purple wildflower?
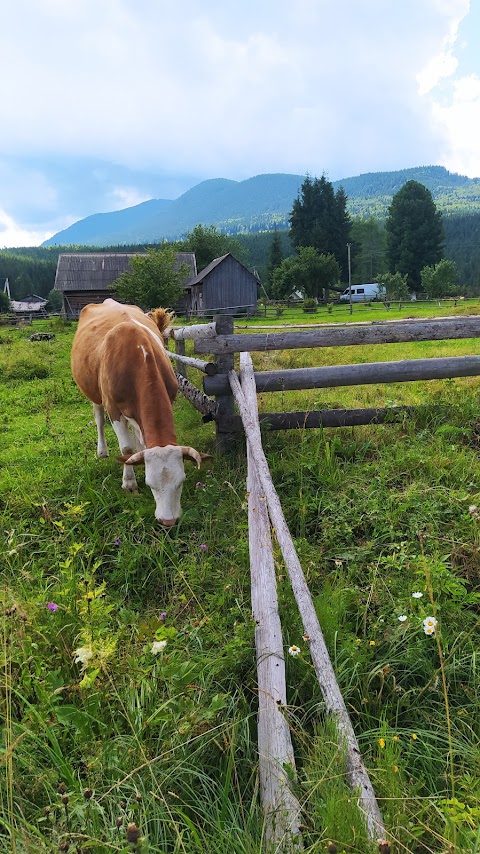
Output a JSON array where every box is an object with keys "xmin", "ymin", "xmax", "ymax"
[
  {"xmin": 160, "ymin": 612, "xmax": 167, "ymax": 621},
  {"xmin": 195, "ymin": 481, "xmax": 205, "ymax": 489},
  {"xmin": 113, "ymin": 538, "xmax": 122, "ymax": 547},
  {"xmin": 47, "ymin": 602, "xmax": 59, "ymax": 612},
  {"xmin": 200, "ymin": 544, "xmax": 208, "ymax": 552}
]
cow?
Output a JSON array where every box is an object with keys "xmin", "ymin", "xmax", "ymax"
[{"xmin": 71, "ymin": 298, "xmax": 209, "ymax": 526}]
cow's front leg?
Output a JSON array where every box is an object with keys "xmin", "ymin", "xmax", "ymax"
[
  {"xmin": 93, "ymin": 403, "xmax": 108, "ymax": 458},
  {"xmin": 111, "ymin": 416, "xmax": 139, "ymax": 493}
]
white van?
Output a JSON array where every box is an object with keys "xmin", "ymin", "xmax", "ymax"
[{"xmin": 339, "ymin": 283, "xmax": 385, "ymax": 302}]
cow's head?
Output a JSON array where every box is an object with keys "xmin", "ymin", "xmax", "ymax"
[{"xmin": 120, "ymin": 445, "xmax": 210, "ymax": 525}]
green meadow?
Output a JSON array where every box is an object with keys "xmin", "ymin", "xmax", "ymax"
[{"xmin": 1, "ymin": 306, "xmax": 480, "ymax": 853}]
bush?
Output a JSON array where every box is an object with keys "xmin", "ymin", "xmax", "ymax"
[{"xmin": 303, "ymin": 297, "xmax": 317, "ymax": 313}]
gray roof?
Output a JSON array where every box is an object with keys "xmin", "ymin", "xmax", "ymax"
[
  {"xmin": 13, "ymin": 293, "xmax": 48, "ymax": 303},
  {"xmin": 54, "ymin": 252, "xmax": 197, "ymax": 292},
  {"xmin": 185, "ymin": 253, "xmax": 259, "ymax": 289}
]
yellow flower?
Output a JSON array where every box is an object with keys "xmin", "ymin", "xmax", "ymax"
[
  {"xmin": 393, "ymin": 735, "xmax": 399, "ymax": 742},
  {"xmin": 369, "ymin": 640, "xmax": 376, "ymax": 646},
  {"xmin": 411, "ymin": 733, "xmax": 418, "ymax": 740},
  {"xmin": 393, "ymin": 765, "xmax": 399, "ymax": 773},
  {"xmin": 378, "ymin": 738, "xmax": 386, "ymax": 749}
]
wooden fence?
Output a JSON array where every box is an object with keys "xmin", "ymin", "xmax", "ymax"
[
  {"xmin": 167, "ymin": 314, "xmax": 480, "ymax": 449},
  {"xmin": 165, "ymin": 313, "xmax": 480, "ymax": 849},
  {"xmin": 166, "ymin": 318, "xmax": 407, "ymax": 848}
]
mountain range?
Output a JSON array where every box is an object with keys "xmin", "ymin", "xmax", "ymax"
[{"xmin": 43, "ymin": 166, "xmax": 480, "ymax": 248}]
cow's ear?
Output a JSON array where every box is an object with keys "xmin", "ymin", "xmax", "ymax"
[
  {"xmin": 117, "ymin": 451, "xmax": 145, "ymax": 465},
  {"xmin": 181, "ymin": 447, "xmax": 212, "ymax": 469}
]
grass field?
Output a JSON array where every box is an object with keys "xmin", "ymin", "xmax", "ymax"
[{"xmin": 1, "ymin": 308, "xmax": 480, "ymax": 853}]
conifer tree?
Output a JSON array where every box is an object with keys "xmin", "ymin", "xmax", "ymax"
[
  {"xmin": 289, "ymin": 175, "xmax": 352, "ymax": 279},
  {"xmin": 385, "ymin": 180, "xmax": 444, "ymax": 290},
  {"xmin": 266, "ymin": 227, "xmax": 284, "ymax": 294}
]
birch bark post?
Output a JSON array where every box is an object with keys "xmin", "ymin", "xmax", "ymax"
[
  {"xmin": 230, "ymin": 353, "xmax": 386, "ymax": 844},
  {"xmin": 245, "ymin": 387, "xmax": 303, "ymax": 851}
]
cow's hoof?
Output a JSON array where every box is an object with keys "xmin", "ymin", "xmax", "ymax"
[
  {"xmin": 97, "ymin": 451, "xmax": 109, "ymax": 458},
  {"xmin": 122, "ymin": 485, "xmax": 139, "ymax": 494}
]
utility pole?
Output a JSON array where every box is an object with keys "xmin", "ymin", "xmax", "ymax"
[{"xmin": 347, "ymin": 244, "xmax": 352, "ymax": 315}]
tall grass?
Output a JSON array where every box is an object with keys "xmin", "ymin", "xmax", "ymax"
[{"xmin": 1, "ymin": 315, "xmax": 480, "ymax": 852}]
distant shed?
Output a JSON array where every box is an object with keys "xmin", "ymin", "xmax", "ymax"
[
  {"xmin": 54, "ymin": 252, "xmax": 197, "ymax": 318},
  {"xmin": 184, "ymin": 253, "xmax": 259, "ymax": 317},
  {"xmin": 11, "ymin": 294, "xmax": 48, "ymax": 314}
]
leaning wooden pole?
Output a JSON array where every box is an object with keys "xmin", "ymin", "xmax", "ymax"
[
  {"xmin": 246, "ymin": 407, "xmax": 303, "ymax": 851},
  {"xmin": 175, "ymin": 373, "xmax": 219, "ymax": 420},
  {"xmin": 230, "ymin": 355, "xmax": 386, "ymax": 844}
]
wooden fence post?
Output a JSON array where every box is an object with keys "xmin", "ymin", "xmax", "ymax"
[
  {"xmin": 229, "ymin": 358, "xmax": 386, "ymax": 844},
  {"xmin": 213, "ymin": 314, "xmax": 236, "ymax": 452}
]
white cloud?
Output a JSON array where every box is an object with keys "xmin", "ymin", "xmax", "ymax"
[
  {"xmin": 0, "ymin": 0, "xmax": 478, "ymax": 245},
  {"xmin": 431, "ymin": 74, "xmax": 480, "ymax": 176},
  {"xmin": 0, "ymin": 209, "xmax": 54, "ymax": 248},
  {"xmin": 108, "ymin": 187, "xmax": 152, "ymax": 210}
]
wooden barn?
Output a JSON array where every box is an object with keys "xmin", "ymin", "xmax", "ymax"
[
  {"xmin": 54, "ymin": 252, "xmax": 197, "ymax": 318},
  {"xmin": 184, "ymin": 254, "xmax": 259, "ymax": 317}
]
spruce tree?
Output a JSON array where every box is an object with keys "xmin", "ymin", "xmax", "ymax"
[
  {"xmin": 289, "ymin": 174, "xmax": 352, "ymax": 279},
  {"xmin": 385, "ymin": 180, "xmax": 444, "ymax": 290}
]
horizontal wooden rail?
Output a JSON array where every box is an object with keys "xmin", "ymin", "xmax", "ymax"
[
  {"xmin": 221, "ymin": 406, "xmax": 413, "ymax": 432},
  {"xmin": 165, "ymin": 349, "xmax": 217, "ymax": 376},
  {"xmin": 195, "ymin": 315, "xmax": 480, "ymax": 354},
  {"xmin": 204, "ymin": 355, "xmax": 480, "ymax": 395},
  {"xmin": 167, "ymin": 321, "xmax": 217, "ymax": 341}
]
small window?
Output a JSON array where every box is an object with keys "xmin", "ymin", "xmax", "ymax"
[{"xmin": 357, "ymin": 288, "xmax": 364, "ymax": 294}]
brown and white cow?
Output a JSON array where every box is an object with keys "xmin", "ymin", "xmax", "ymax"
[{"xmin": 71, "ymin": 298, "xmax": 208, "ymax": 525}]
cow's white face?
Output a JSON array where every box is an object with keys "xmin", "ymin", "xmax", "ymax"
[
  {"xmin": 143, "ymin": 446, "xmax": 186, "ymax": 525},
  {"xmin": 121, "ymin": 445, "xmax": 207, "ymax": 525}
]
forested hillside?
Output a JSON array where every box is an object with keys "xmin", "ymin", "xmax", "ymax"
[{"xmin": 41, "ymin": 166, "xmax": 480, "ymax": 248}]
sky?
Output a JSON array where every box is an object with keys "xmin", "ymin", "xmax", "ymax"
[{"xmin": 0, "ymin": 0, "xmax": 479, "ymax": 248}]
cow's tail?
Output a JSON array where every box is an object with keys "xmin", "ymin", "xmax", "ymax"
[{"xmin": 148, "ymin": 308, "xmax": 176, "ymax": 335}]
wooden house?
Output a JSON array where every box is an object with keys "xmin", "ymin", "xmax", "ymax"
[
  {"xmin": 184, "ymin": 254, "xmax": 259, "ymax": 317},
  {"xmin": 54, "ymin": 252, "xmax": 197, "ymax": 318}
]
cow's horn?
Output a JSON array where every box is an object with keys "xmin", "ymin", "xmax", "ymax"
[
  {"xmin": 181, "ymin": 447, "xmax": 209, "ymax": 469},
  {"xmin": 122, "ymin": 451, "xmax": 145, "ymax": 465}
]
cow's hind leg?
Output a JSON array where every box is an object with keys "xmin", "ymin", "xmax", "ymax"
[
  {"xmin": 111, "ymin": 415, "xmax": 139, "ymax": 493},
  {"xmin": 93, "ymin": 403, "xmax": 109, "ymax": 458}
]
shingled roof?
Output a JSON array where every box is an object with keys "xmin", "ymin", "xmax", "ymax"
[
  {"xmin": 54, "ymin": 252, "xmax": 197, "ymax": 292},
  {"xmin": 184, "ymin": 253, "xmax": 259, "ymax": 289}
]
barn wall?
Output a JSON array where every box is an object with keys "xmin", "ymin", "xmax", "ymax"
[
  {"xmin": 203, "ymin": 256, "xmax": 257, "ymax": 313},
  {"xmin": 62, "ymin": 290, "xmax": 110, "ymax": 318}
]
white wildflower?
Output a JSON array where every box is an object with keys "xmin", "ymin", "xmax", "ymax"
[
  {"xmin": 423, "ymin": 616, "xmax": 438, "ymax": 635},
  {"xmin": 334, "ymin": 559, "xmax": 343, "ymax": 568},
  {"xmin": 74, "ymin": 646, "xmax": 94, "ymax": 666},
  {"xmin": 412, "ymin": 591, "xmax": 423, "ymax": 599},
  {"xmin": 151, "ymin": 640, "xmax": 167, "ymax": 655},
  {"xmin": 288, "ymin": 645, "xmax": 301, "ymax": 657},
  {"xmin": 398, "ymin": 615, "xmax": 408, "ymax": 622}
]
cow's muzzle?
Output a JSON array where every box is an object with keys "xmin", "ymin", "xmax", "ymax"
[{"xmin": 158, "ymin": 517, "xmax": 177, "ymax": 527}]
